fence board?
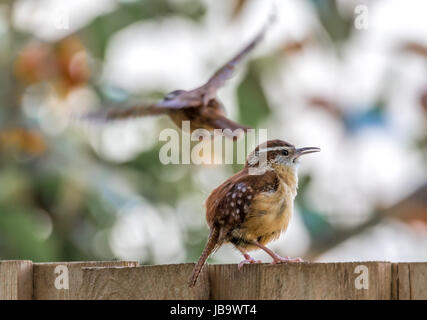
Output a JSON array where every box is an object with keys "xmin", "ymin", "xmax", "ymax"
[
  {"xmin": 78, "ymin": 263, "xmax": 209, "ymax": 300},
  {"xmin": 392, "ymin": 263, "xmax": 427, "ymax": 300},
  {"xmin": 33, "ymin": 261, "xmax": 138, "ymax": 300},
  {"xmin": 0, "ymin": 260, "xmax": 33, "ymax": 300},
  {"xmin": 3, "ymin": 260, "xmax": 427, "ymax": 300},
  {"xmin": 209, "ymin": 262, "xmax": 392, "ymax": 299}
]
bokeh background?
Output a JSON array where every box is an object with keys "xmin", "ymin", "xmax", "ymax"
[{"xmin": 0, "ymin": 0, "xmax": 426, "ymax": 265}]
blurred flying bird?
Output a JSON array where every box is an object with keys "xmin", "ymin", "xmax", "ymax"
[{"xmin": 81, "ymin": 16, "xmax": 275, "ymax": 139}]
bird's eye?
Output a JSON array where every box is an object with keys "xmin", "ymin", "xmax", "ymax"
[
  {"xmin": 164, "ymin": 90, "xmax": 183, "ymax": 100},
  {"xmin": 164, "ymin": 92, "xmax": 176, "ymax": 100},
  {"xmin": 281, "ymin": 150, "xmax": 289, "ymax": 156}
]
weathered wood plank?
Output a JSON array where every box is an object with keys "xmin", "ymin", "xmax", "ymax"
[
  {"xmin": 4, "ymin": 260, "xmax": 426, "ymax": 300},
  {"xmin": 79, "ymin": 263, "xmax": 209, "ymax": 300},
  {"xmin": 209, "ymin": 262, "xmax": 392, "ymax": 300},
  {"xmin": 392, "ymin": 263, "xmax": 427, "ymax": 300},
  {"xmin": 33, "ymin": 261, "xmax": 138, "ymax": 300},
  {"xmin": 0, "ymin": 260, "xmax": 33, "ymax": 300}
]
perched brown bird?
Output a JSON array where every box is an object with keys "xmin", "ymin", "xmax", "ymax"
[
  {"xmin": 82, "ymin": 18, "xmax": 274, "ymax": 139},
  {"xmin": 189, "ymin": 139, "xmax": 320, "ymax": 287}
]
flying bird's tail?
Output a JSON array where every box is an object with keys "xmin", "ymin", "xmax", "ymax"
[
  {"xmin": 210, "ymin": 115, "xmax": 252, "ymax": 140},
  {"xmin": 188, "ymin": 227, "xmax": 219, "ymax": 288}
]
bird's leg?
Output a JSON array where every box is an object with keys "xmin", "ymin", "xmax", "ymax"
[
  {"xmin": 252, "ymin": 241, "xmax": 303, "ymax": 264},
  {"xmin": 236, "ymin": 247, "xmax": 262, "ymax": 270}
]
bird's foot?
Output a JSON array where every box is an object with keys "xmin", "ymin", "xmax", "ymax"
[
  {"xmin": 271, "ymin": 256, "xmax": 303, "ymax": 264},
  {"xmin": 238, "ymin": 257, "xmax": 262, "ymax": 271}
]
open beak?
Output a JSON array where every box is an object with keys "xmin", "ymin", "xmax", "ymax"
[{"xmin": 293, "ymin": 147, "xmax": 320, "ymax": 161}]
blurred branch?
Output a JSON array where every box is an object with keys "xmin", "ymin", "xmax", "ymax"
[
  {"xmin": 306, "ymin": 183, "xmax": 427, "ymax": 260},
  {"xmin": 400, "ymin": 41, "xmax": 427, "ymax": 59}
]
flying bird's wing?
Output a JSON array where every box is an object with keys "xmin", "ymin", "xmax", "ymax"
[
  {"xmin": 200, "ymin": 15, "xmax": 274, "ymax": 104},
  {"xmin": 78, "ymin": 90, "xmax": 207, "ymax": 123},
  {"xmin": 78, "ymin": 102, "xmax": 173, "ymax": 123}
]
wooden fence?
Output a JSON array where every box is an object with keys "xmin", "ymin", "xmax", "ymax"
[{"xmin": 0, "ymin": 260, "xmax": 426, "ymax": 299}]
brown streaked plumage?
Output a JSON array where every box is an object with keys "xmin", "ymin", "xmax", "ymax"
[
  {"xmin": 189, "ymin": 140, "xmax": 320, "ymax": 287},
  {"xmin": 81, "ymin": 16, "xmax": 274, "ymax": 139}
]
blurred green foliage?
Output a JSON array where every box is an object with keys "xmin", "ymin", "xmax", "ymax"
[
  {"xmin": 2, "ymin": 0, "xmax": 424, "ymax": 265},
  {"xmin": 0, "ymin": 0, "xmax": 360, "ymax": 263}
]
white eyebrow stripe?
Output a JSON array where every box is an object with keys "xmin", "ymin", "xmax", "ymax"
[{"xmin": 257, "ymin": 146, "xmax": 288, "ymax": 153}]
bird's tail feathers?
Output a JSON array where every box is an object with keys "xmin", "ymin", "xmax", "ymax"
[{"xmin": 188, "ymin": 228, "xmax": 220, "ymax": 288}]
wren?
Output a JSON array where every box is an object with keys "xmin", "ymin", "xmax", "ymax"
[
  {"xmin": 189, "ymin": 139, "xmax": 320, "ymax": 287},
  {"xmin": 81, "ymin": 16, "xmax": 275, "ymax": 139}
]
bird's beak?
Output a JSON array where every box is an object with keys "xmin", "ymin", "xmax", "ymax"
[{"xmin": 293, "ymin": 147, "xmax": 320, "ymax": 161}]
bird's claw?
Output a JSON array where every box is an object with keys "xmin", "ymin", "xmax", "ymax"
[
  {"xmin": 238, "ymin": 257, "xmax": 262, "ymax": 271},
  {"xmin": 271, "ymin": 256, "xmax": 303, "ymax": 264}
]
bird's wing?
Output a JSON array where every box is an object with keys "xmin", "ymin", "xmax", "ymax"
[
  {"xmin": 206, "ymin": 169, "xmax": 279, "ymax": 228},
  {"xmin": 78, "ymin": 102, "xmax": 172, "ymax": 123},
  {"xmin": 199, "ymin": 15, "xmax": 274, "ymax": 102},
  {"xmin": 78, "ymin": 89, "xmax": 208, "ymax": 123}
]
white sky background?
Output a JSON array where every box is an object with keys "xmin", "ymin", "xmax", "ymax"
[
  {"xmin": 13, "ymin": 0, "xmax": 118, "ymax": 40},
  {"xmin": 12, "ymin": 0, "xmax": 427, "ymax": 263}
]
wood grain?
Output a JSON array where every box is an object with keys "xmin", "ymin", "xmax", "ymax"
[
  {"xmin": 2, "ymin": 260, "xmax": 426, "ymax": 300},
  {"xmin": 33, "ymin": 261, "xmax": 138, "ymax": 300},
  {"xmin": 392, "ymin": 263, "xmax": 427, "ymax": 300},
  {"xmin": 78, "ymin": 263, "xmax": 209, "ymax": 300},
  {"xmin": 209, "ymin": 262, "xmax": 392, "ymax": 300},
  {"xmin": 0, "ymin": 260, "xmax": 33, "ymax": 300}
]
